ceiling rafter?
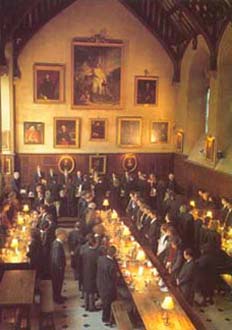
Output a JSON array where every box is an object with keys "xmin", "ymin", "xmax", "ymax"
[{"xmin": 1, "ymin": 0, "xmax": 232, "ymax": 80}]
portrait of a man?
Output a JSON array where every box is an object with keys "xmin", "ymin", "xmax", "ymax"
[
  {"xmin": 135, "ymin": 76, "xmax": 158, "ymax": 105},
  {"xmin": 58, "ymin": 156, "xmax": 75, "ymax": 174},
  {"xmin": 122, "ymin": 154, "xmax": 137, "ymax": 172},
  {"xmin": 54, "ymin": 118, "xmax": 80, "ymax": 148},
  {"xmin": 151, "ymin": 122, "xmax": 169, "ymax": 144},
  {"xmin": 24, "ymin": 122, "xmax": 44, "ymax": 144},
  {"xmin": 72, "ymin": 41, "xmax": 123, "ymax": 109},
  {"xmin": 90, "ymin": 119, "xmax": 106, "ymax": 140},
  {"xmin": 34, "ymin": 64, "xmax": 65, "ymax": 103}
]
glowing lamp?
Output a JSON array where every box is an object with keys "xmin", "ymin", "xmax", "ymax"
[
  {"xmin": 111, "ymin": 210, "xmax": 118, "ymax": 220},
  {"xmin": 190, "ymin": 200, "xmax": 196, "ymax": 208},
  {"xmin": 17, "ymin": 215, "xmax": 24, "ymax": 225},
  {"xmin": 206, "ymin": 210, "xmax": 213, "ymax": 218},
  {"xmin": 161, "ymin": 296, "xmax": 174, "ymax": 326},
  {"xmin": 23, "ymin": 204, "xmax": 30, "ymax": 212},
  {"xmin": 11, "ymin": 238, "xmax": 19, "ymax": 249},
  {"xmin": 136, "ymin": 249, "xmax": 145, "ymax": 262},
  {"xmin": 102, "ymin": 199, "xmax": 109, "ymax": 207},
  {"xmin": 122, "ymin": 226, "xmax": 130, "ymax": 237},
  {"xmin": 138, "ymin": 266, "xmax": 144, "ymax": 276},
  {"xmin": 147, "ymin": 261, "xmax": 152, "ymax": 268}
]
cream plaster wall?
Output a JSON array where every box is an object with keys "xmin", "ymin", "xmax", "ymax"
[
  {"xmin": 176, "ymin": 36, "xmax": 210, "ymax": 156},
  {"xmin": 15, "ymin": 0, "xmax": 176, "ymax": 154}
]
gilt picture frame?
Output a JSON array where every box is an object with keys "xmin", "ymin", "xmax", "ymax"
[
  {"xmin": 72, "ymin": 39, "xmax": 124, "ymax": 109},
  {"xmin": 89, "ymin": 155, "xmax": 107, "ymax": 174},
  {"xmin": 89, "ymin": 118, "xmax": 107, "ymax": 141},
  {"xmin": 34, "ymin": 63, "xmax": 65, "ymax": 103},
  {"xmin": 150, "ymin": 121, "xmax": 169, "ymax": 144},
  {"xmin": 117, "ymin": 117, "xmax": 142, "ymax": 148},
  {"xmin": 135, "ymin": 76, "xmax": 158, "ymax": 106},
  {"xmin": 54, "ymin": 117, "xmax": 80, "ymax": 148},
  {"xmin": 24, "ymin": 122, "xmax": 45, "ymax": 145}
]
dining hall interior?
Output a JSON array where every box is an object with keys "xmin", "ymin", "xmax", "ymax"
[{"xmin": 1, "ymin": 0, "xmax": 232, "ymax": 329}]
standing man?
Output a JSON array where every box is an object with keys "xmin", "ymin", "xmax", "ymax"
[
  {"xmin": 97, "ymin": 245, "xmax": 117, "ymax": 324},
  {"xmin": 50, "ymin": 229, "xmax": 67, "ymax": 304},
  {"xmin": 176, "ymin": 248, "xmax": 195, "ymax": 305}
]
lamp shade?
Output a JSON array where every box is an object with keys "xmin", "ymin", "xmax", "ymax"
[
  {"xmin": 161, "ymin": 296, "xmax": 174, "ymax": 311},
  {"xmin": 102, "ymin": 199, "xmax": 109, "ymax": 207},
  {"xmin": 189, "ymin": 200, "xmax": 196, "ymax": 208},
  {"xmin": 23, "ymin": 204, "xmax": 30, "ymax": 212},
  {"xmin": 206, "ymin": 210, "xmax": 213, "ymax": 218},
  {"xmin": 136, "ymin": 249, "xmax": 145, "ymax": 261}
]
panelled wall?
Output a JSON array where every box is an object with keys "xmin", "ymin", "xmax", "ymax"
[
  {"xmin": 174, "ymin": 154, "xmax": 232, "ymax": 199},
  {"xmin": 17, "ymin": 153, "xmax": 174, "ymax": 186}
]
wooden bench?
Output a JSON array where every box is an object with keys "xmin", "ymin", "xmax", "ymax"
[{"xmin": 111, "ymin": 300, "xmax": 133, "ymax": 330}]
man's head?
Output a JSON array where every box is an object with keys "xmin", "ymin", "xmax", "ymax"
[
  {"xmin": 183, "ymin": 248, "xmax": 194, "ymax": 261},
  {"xmin": 55, "ymin": 228, "xmax": 67, "ymax": 242},
  {"xmin": 107, "ymin": 245, "xmax": 117, "ymax": 258}
]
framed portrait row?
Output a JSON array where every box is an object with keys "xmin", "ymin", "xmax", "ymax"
[
  {"xmin": 33, "ymin": 39, "xmax": 158, "ymax": 108},
  {"xmin": 23, "ymin": 118, "xmax": 171, "ymax": 148}
]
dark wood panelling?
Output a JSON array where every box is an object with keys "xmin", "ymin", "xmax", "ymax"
[
  {"xmin": 174, "ymin": 154, "xmax": 232, "ymax": 198},
  {"xmin": 16, "ymin": 153, "xmax": 174, "ymax": 186}
]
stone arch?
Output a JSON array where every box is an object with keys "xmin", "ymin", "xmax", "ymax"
[
  {"xmin": 217, "ymin": 23, "xmax": 232, "ymax": 152},
  {"xmin": 179, "ymin": 36, "xmax": 210, "ymax": 154}
]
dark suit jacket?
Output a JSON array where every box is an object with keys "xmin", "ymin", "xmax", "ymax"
[
  {"xmin": 97, "ymin": 255, "xmax": 117, "ymax": 298},
  {"xmin": 50, "ymin": 240, "xmax": 66, "ymax": 271},
  {"xmin": 82, "ymin": 246, "xmax": 99, "ymax": 293},
  {"xmin": 177, "ymin": 259, "xmax": 195, "ymax": 303}
]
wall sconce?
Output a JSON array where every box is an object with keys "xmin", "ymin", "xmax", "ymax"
[{"xmin": 161, "ymin": 296, "xmax": 174, "ymax": 326}]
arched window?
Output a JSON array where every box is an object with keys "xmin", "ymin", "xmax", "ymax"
[{"xmin": 205, "ymin": 87, "xmax": 210, "ymax": 134}]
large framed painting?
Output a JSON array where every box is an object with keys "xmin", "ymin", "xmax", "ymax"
[
  {"xmin": 54, "ymin": 117, "xmax": 80, "ymax": 148},
  {"xmin": 34, "ymin": 63, "xmax": 65, "ymax": 103},
  {"xmin": 117, "ymin": 117, "xmax": 142, "ymax": 147},
  {"xmin": 150, "ymin": 121, "xmax": 169, "ymax": 144},
  {"xmin": 205, "ymin": 136, "xmax": 215, "ymax": 162},
  {"xmin": 89, "ymin": 155, "xmax": 107, "ymax": 174},
  {"xmin": 89, "ymin": 118, "xmax": 107, "ymax": 141},
  {"xmin": 24, "ymin": 122, "xmax": 44, "ymax": 144},
  {"xmin": 135, "ymin": 76, "xmax": 158, "ymax": 106},
  {"xmin": 72, "ymin": 39, "xmax": 124, "ymax": 109}
]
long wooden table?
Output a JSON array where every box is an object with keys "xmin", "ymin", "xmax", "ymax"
[
  {"xmin": 0, "ymin": 270, "xmax": 36, "ymax": 330},
  {"xmin": 101, "ymin": 211, "xmax": 207, "ymax": 330}
]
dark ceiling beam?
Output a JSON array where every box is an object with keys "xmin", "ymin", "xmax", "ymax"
[{"xmin": 119, "ymin": 0, "xmax": 186, "ymax": 81}]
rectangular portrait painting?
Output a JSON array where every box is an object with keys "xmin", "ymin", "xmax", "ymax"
[
  {"xmin": 151, "ymin": 121, "xmax": 169, "ymax": 144},
  {"xmin": 89, "ymin": 155, "xmax": 107, "ymax": 174},
  {"xmin": 54, "ymin": 118, "xmax": 80, "ymax": 148},
  {"xmin": 135, "ymin": 76, "xmax": 158, "ymax": 106},
  {"xmin": 34, "ymin": 63, "xmax": 65, "ymax": 103},
  {"xmin": 89, "ymin": 118, "xmax": 107, "ymax": 141},
  {"xmin": 72, "ymin": 40, "xmax": 124, "ymax": 109},
  {"xmin": 24, "ymin": 122, "xmax": 44, "ymax": 144},
  {"xmin": 117, "ymin": 117, "xmax": 142, "ymax": 147}
]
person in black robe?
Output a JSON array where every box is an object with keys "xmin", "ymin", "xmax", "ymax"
[
  {"xmin": 176, "ymin": 248, "xmax": 196, "ymax": 305},
  {"xmin": 97, "ymin": 245, "xmax": 117, "ymax": 324},
  {"xmin": 68, "ymin": 222, "xmax": 84, "ymax": 280},
  {"xmin": 50, "ymin": 229, "xmax": 67, "ymax": 304},
  {"xmin": 146, "ymin": 210, "xmax": 161, "ymax": 253},
  {"xmin": 27, "ymin": 228, "xmax": 43, "ymax": 278},
  {"xmin": 81, "ymin": 235, "xmax": 100, "ymax": 311}
]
